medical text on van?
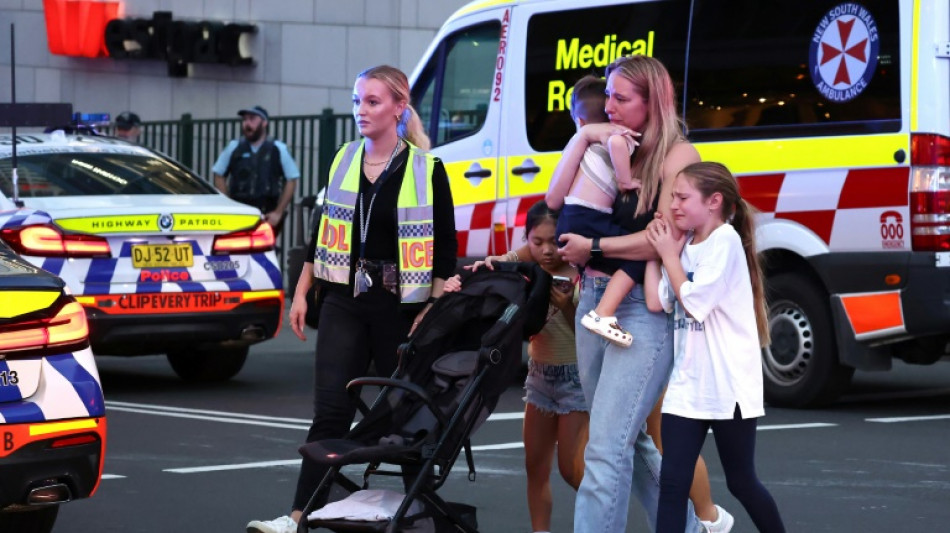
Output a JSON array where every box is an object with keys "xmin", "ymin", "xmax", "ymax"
[{"xmin": 548, "ymin": 32, "xmax": 655, "ymax": 112}]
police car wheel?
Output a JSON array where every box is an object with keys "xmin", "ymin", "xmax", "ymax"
[
  {"xmin": 763, "ymin": 271, "xmax": 854, "ymax": 408},
  {"xmin": 0, "ymin": 505, "xmax": 59, "ymax": 533},
  {"xmin": 166, "ymin": 346, "xmax": 249, "ymax": 382}
]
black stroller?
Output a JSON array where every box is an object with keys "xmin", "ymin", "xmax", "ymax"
[{"xmin": 296, "ymin": 263, "xmax": 550, "ymax": 533}]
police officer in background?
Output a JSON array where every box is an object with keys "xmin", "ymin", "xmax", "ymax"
[
  {"xmin": 213, "ymin": 105, "xmax": 300, "ymax": 235},
  {"xmin": 114, "ymin": 111, "xmax": 142, "ymax": 143}
]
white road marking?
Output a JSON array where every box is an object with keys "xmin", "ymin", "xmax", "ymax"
[
  {"xmin": 106, "ymin": 401, "xmax": 310, "ymax": 424},
  {"xmin": 103, "ymin": 402, "xmax": 843, "ymax": 478},
  {"xmin": 756, "ymin": 422, "xmax": 837, "ymax": 430},
  {"xmin": 866, "ymin": 414, "xmax": 950, "ymax": 423},
  {"xmin": 147, "ymin": 421, "xmax": 837, "ymax": 476},
  {"xmin": 106, "ymin": 405, "xmax": 311, "ymax": 430},
  {"xmin": 165, "ymin": 459, "xmax": 300, "ymax": 474},
  {"xmin": 487, "ymin": 412, "xmax": 524, "ymax": 421}
]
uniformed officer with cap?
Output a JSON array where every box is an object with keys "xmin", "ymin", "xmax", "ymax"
[
  {"xmin": 213, "ymin": 105, "xmax": 300, "ymax": 235},
  {"xmin": 115, "ymin": 111, "xmax": 142, "ymax": 143}
]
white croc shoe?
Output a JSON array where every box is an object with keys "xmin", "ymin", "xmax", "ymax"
[
  {"xmin": 247, "ymin": 515, "xmax": 298, "ymax": 533},
  {"xmin": 581, "ymin": 310, "xmax": 633, "ymax": 347}
]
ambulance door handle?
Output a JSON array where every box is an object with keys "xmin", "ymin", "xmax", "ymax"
[
  {"xmin": 464, "ymin": 168, "xmax": 492, "ymax": 179},
  {"xmin": 512, "ymin": 165, "xmax": 540, "ymax": 175}
]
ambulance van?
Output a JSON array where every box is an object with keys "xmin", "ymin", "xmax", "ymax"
[{"xmin": 408, "ymin": 0, "xmax": 950, "ymax": 407}]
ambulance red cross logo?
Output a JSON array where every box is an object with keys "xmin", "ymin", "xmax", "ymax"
[{"xmin": 809, "ymin": 3, "xmax": 879, "ymax": 103}]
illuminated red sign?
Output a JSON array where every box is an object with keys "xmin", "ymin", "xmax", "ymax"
[
  {"xmin": 43, "ymin": 0, "xmax": 122, "ymax": 59},
  {"xmin": 41, "ymin": 3, "xmax": 256, "ymax": 77}
]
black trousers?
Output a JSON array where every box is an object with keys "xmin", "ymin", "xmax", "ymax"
[
  {"xmin": 292, "ymin": 284, "xmax": 411, "ymax": 511},
  {"xmin": 656, "ymin": 407, "xmax": 786, "ymax": 533}
]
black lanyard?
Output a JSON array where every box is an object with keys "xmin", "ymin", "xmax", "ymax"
[{"xmin": 358, "ymin": 140, "xmax": 402, "ymax": 260}]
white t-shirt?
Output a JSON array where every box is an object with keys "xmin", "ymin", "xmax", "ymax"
[{"xmin": 657, "ymin": 223, "xmax": 765, "ymax": 420}]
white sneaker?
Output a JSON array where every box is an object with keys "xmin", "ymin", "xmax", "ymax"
[
  {"xmin": 700, "ymin": 505, "xmax": 735, "ymax": 533},
  {"xmin": 247, "ymin": 515, "xmax": 298, "ymax": 533}
]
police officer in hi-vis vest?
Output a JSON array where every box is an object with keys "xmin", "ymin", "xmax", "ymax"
[
  {"xmin": 246, "ymin": 66, "xmax": 457, "ymax": 533},
  {"xmin": 213, "ymin": 105, "xmax": 300, "ymax": 236}
]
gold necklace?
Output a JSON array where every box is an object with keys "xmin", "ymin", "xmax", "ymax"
[
  {"xmin": 364, "ymin": 140, "xmax": 402, "ymax": 182},
  {"xmin": 363, "ymin": 139, "xmax": 402, "ymax": 167}
]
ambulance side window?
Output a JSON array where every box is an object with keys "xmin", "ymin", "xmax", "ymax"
[
  {"xmin": 686, "ymin": 0, "xmax": 901, "ymax": 141},
  {"xmin": 412, "ymin": 22, "xmax": 501, "ymax": 148}
]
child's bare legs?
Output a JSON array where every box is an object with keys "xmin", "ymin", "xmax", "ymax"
[
  {"xmin": 524, "ymin": 403, "xmax": 589, "ymax": 532},
  {"xmin": 524, "ymin": 403, "xmax": 557, "ymax": 532},
  {"xmin": 556, "ymin": 410, "xmax": 589, "ymax": 490},
  {"xmin": 646, "ymin": 389, "xmax": 719, "ymax": 523},
  {"xmin": 592, "ymin": 270, "xmax": 634, "ymax": 319},
  {"xmin": 581, "ymin": 270, "xmax": 635, "ymax": 346}
]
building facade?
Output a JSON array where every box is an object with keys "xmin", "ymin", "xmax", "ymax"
[{"xmin": 0, "ymin": 0, "xmax": 470, "ymax": 121}]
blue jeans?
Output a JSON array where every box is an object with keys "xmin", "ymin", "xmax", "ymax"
[{"xmin": 573, "ymin": 275, "xmax": 702, "ymax": 532}]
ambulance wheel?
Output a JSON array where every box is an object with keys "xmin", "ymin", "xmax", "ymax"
[
  {"xmin": 763, "ymin": 272, "xmax": 854, "ymax": 408},
  {"xmin": 0, "ymin": 505, "xmax": 59, "ymax": 533},
  {"xmin": 167, "ymin": 345, "xmax": 248, "ymax": 382}
]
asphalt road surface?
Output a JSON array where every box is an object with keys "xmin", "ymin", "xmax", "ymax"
[{"xmin": 55, "ymin": 318, "xmax": 950, "ymax": 532}]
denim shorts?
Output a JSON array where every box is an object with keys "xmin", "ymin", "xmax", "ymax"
[{"xmin": 523, "ymin": 360, "xmax": 589, "ymax": 415}]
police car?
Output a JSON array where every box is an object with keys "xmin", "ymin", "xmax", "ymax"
[
  {"xmin": 0, "ymin": 238, "xmax": 106, "ymax": 533},
  {"xmin": 0, "ymin": 132, "xmax": 284, "ymax": 381}
]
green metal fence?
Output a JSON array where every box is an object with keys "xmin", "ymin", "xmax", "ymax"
[{"xmin": 114, "ymin": 109, "xmax": 359, "ymax": 279}]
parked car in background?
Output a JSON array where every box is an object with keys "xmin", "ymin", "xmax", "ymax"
[
  {"xmin": 0, "ymin": 238, "xmax": 106, "ymax": 533},
  {"xmin": 0, "ymin": 132, "xmax": 284, "ymax": 381}
]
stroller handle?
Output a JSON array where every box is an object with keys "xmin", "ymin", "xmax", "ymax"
[{"xmin": 347, "ymin": 377, "xmax": 450, "ymax": 430}]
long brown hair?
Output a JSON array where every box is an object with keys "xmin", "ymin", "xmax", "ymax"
[
  {"xmin": 679, "ymin": 162, "xmax": 770, "ymax": 347},
  {"xmin": 358, "ymin": 65, "xmax": 431, "ymax": 150},
  {"xmin": 604, "ymin": 56, "xmax": 686, "ymax": 217}
]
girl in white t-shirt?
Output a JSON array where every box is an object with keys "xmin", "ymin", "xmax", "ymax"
[{"xmin": 644, "ymin": 162, "xmax": 786, "ymax": 533}]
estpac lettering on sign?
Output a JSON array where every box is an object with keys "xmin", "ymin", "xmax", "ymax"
[{"xmin": 104, "ymin": 11, "xmax": 256, "ymax": 77}]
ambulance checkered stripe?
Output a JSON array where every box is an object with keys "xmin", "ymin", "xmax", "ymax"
[
  {"xmin": 454, "ymin": 195, "xmax": 543, "ymax": 258},
  {"xmin": 738, "ymin": 166, "xmax": 910, "ymax": 248},
  {"xmin": 0, "ymin": 349, "xmax": 103, "ymax": 424},
  {"xmin": 455, "ymin": 166, "xmax": 909, "ymax": 258},
  {"xmin": 398, "ymin": 223, "xmax": 433, "ymax": 238}
]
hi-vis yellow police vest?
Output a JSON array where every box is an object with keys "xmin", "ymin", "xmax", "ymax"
[{"xmin": 313, "ymin": 140, "xmax": 436, "ymax": 303}]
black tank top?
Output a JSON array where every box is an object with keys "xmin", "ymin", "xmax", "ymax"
[{"xmin": 583, "ymin": 188, "xmax": 659, "ymax": 283}]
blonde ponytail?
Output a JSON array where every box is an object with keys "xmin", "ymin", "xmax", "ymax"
[
  {"xmin": 401, "ymin": 105, "xmax": 430, "ymax": 151},
  {"xmin": 733, "ymin": 198, "xmax": 770, "ymax": 347}
]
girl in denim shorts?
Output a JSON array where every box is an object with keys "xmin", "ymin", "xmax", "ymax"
[{"xmin": 448, "ymin": 201, "xmax": 587, "ymax": 533}]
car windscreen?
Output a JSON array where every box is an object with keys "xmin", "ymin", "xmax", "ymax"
[{"xmin": 0, "ymin": 152, "xmax": 218, "ymax": 197}]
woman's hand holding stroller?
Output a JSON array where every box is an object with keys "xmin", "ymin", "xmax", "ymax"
[{"xmin": 465, "ymin": 252, "xmax": 509, "ymax": 272}]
